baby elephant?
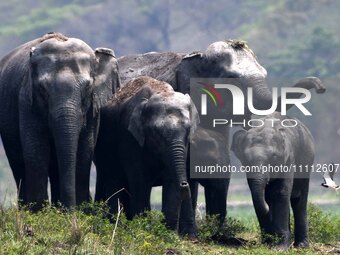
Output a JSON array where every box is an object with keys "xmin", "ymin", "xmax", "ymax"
[
  {"xmin": 95, "ymin": 76, "xmax": 199, "ymax": 234},
  {"xmin": 231, "ymin": 113, "xmax": 314, "ymax": 250}
]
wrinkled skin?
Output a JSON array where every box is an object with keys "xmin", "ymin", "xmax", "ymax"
[
  {"xmin": 0, "ymin": 32, "xmax": 120, "ymax": 209},
  {"xmin": 179, "ymin": 127, "xmax": 230, "ymax": 235},
  {"xmin": 94, "ymin": 76, "xmax": 199, "ymax": 234},
  {"xmin": 231, "ymin": 113, "xmax": 314, "ymax": 250}
]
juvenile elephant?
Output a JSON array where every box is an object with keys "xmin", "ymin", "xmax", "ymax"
[
  {"xmin": 180, "ymin": 127, "xmax": 230, "ymax": 233},
  {"xmin": 231, "ymin": 113, "xmax": 314, "ymax": 250},
  {"xmin": 94, "ymin": 76, "xmax": 199, "ymax": 233},
  {"xmin": 0, "ymin": 32, "xmax": 120, "ymax": 209}
]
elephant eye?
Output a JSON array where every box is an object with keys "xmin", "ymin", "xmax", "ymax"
[{"xmin": 273, "ymin": 154, "xmax": 278, "ymax": 161}]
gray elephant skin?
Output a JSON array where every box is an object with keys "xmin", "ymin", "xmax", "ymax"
[
  {"xmin": 231, "ymin": 113, "xmax": 314, "ymax": 250},
  {"xmin": 118, "ymin": 40, "xmax": 325, "ymax": 120},
  {"xmin": 94, "ymin": 76, "xmax": 199, "ymax": 233},
  {"xmin": 118, "ymin": 39, "xmax": 324, "ymax": 226},
  {"xmin": 0, "ymin": 32, "xmax": 120, "ymax": 209},
  {"xmin": 182, "ymin": 127, "xmax": 230, "ymax": 230}
]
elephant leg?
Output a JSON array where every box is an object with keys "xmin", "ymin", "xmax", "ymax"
[
  {"xmin": 76, "ymin": 133, "xmax": 93, "ymax": 205},
  {"xmin": 109, "ymin": 180, "xmax": 130, "ymax": 217},
  {"xmin": 76, "ymin": 113, "xmax": 99, "ymax": 205},
  {"xmin": 264, "ymin": 185, "xmax": 274, "ymax": 229},
  {"xmin": 94, "ymin": 168, "xmax": 106, "ymax": 202},
  {"xmin": 1, "ymin": 130, "xmax": 26, "ymax": 204},
  {"xmin": 189, "ymin": 181, "xmax": 199, "ymax": 214},
  {"xmin": 94, "ymin": 147, "xmax": 128, "ymax": 217},
  {"xmin": 49, "ymin": 149, "xmax": 60, "ymax": 205},
  {"xmin": 19, "ymin": 109, "xmax": 50, "ymax": 210},
  {"xmin": 204, "ymin": 179, "xmax": 229, "ymax": 224},
  {"xmin": 178, "ymin": 181, "xmax": 197, "ymax": 236},
  {"xmin": 128, "ymin": 181, "xmax": 151, "ymax": 219},
  {"xmin": 162, "ymin": 181, "xmax": 181, "ymax": 231},
  {"xmin": 95, "ymin": 164, "xmax": 129, "ymax": 215},
  {"xmin": 291, "ymin": 178, "xmax": 310, "ymax": 248},
  {"xmin": 270, "ymin": 179, "xmax": 293, "ymax": 250},
  {"xmin": 94, "ymin": 145, "xmax": 111, "ymax": 202}
]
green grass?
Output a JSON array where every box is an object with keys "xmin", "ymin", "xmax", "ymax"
[{"xmin": 0, "ymin": 203, "xmax": 339, "ymax": 254}]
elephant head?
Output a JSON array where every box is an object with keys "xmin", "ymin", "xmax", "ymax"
[
  {"xmin": 23, "ymin": 33, "xmax": 120, "ymax": 207},
  {"xmin": 124, "ymin": 76, "xmax": 199, "ymax": 200},
  {"xmin": 231, "ymin": 125, "xmax": 290, "ymax": 168},
  {"xmin": 178, "ymin": 40, "xmax": 325, "ymax": 119}
]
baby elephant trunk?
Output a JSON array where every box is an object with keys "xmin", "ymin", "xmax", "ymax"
[{"xmin": 168, "ymin": 140, "xmax": 191, "ymax": 200}]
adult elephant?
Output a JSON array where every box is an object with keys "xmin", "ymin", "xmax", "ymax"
[
  {"xmin": 231, "ymin": 113, "xmax": 314, "ymax": 250},
  {"xmin": 118, "ymin": 40, "xmax": 325, "ymax": 112},
  {"xmin": 0, "ymin": 32, "xmax": 120, "ymax": 209},
  {"xmin": 94, "ymin": 76, "xmax": 199, "ymax": 234}
]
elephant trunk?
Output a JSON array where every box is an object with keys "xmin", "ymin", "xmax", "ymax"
[
  {"xmin": 248, "ymin": 76, "xmax": 275, "ymax": 110},
  {"xmin": 250, "ymin": 76, "xmax": 325, "ymax": 112},
  {"xmin": 167, "ymin": 140, "xmax": 191, "ymax": 200},
  {"xmin": 276, "ymin": 76, "xmax": 325, "ymax": 112},
  {"xmin": 51, "ymin": 106, "xmax": 82, "ymax": 209},
  {"xmin": 247, "ymin": 177, "xmax": 271, "ymax": 231}
]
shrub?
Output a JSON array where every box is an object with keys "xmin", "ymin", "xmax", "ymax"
[
  {"xmin": 307, "ymin": 203, "xmax": 340, "ymax": 244},
  {"xmin": 197, "ymin": 215, "xmax": 247, "ymax": 242}
]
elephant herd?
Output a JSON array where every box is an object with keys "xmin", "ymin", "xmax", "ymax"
[{"xmin": 0, "ymin": 32, "xmax": 325, "ymax": 250}]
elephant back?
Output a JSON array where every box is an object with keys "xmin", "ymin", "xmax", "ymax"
[{"xmin": 118, "ymin": 52, "xmax": 184, "ymax": 87}]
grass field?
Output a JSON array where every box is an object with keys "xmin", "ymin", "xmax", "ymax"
[
  {"xmin": 0, "ymin": 202, "xmax": 339, "ymax": 255},
  {"xmin": 1, "ymin": 152, "xmax": 339, "ymax": 254}
]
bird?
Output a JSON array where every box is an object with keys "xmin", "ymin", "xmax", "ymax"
[{"xmin": 321, "ymin": 163, "xmax": 339, "ymax": 191}]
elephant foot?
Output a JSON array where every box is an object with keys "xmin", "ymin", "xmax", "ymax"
[
  {"xmin": 272, "ymin": 243, "xmax": 290, "ymax": 252},
  {"xmin": 272, "ymin": 235, "xmax": 292, "ymax": 251},
  {"xmin": 26, "ymin": 200, "xmax": 49, "ymax": 212},
  {"xmin": 294, "ymin": 240, "xmax": 309, "ymax": 249},
  {"xmin": 178, "ymin": 220, "xmax": 197, "ymax": 238},
  {"xmin": 261, "ymin": 233, "xmax": 275, "ymax": 245},
  {"xmin": 180, "ymin": 232, "xmax": 199, "ymax": 242},
  {"xmin": 178, "ymin": 227, "xmax": 197, "ymax": 237},
  {"xmin": 178, "ymin": 223, "xmax": 198, "ymax": 242},
  {"xmin": 164, "ymin": 218, "xmax": 179, "ymax": 232},
  {"xmin": 262, "ymin": 232, "xmax": 291, "ymax": 251}
]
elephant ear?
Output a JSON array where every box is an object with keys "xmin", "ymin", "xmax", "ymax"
[
  {"xmin": 185, "ymin": 94, "xmax": 200, "ymax": 141},
  {"xmin": 93, "ymin": 48, "xmax": 121, "ymax": 114},
  {"xmin": 22, "ymin": 68, "xmax": 33, "ymax": 106},
  {"xmin": 21, "ymin": 47, "xmax": 37, "ymax": 106},
  {"xmin": 183, "ymin": 51, "xmax": 203, "ymax": 60},
  {"xmin": 176, "ymin": 52, "xmax": 203, "ymax": 93},
  {"xmin": 231, "ymin": 129, "xmax": 247, "ymax": 160},
  {"xmin": 127, "ymin": 86, "xmax": 153, "ymax": 147}
]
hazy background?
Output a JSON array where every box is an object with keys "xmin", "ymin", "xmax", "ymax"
[{"xmin": 0, "ymin": 0, "xmax": 339, "ymax": 216}]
